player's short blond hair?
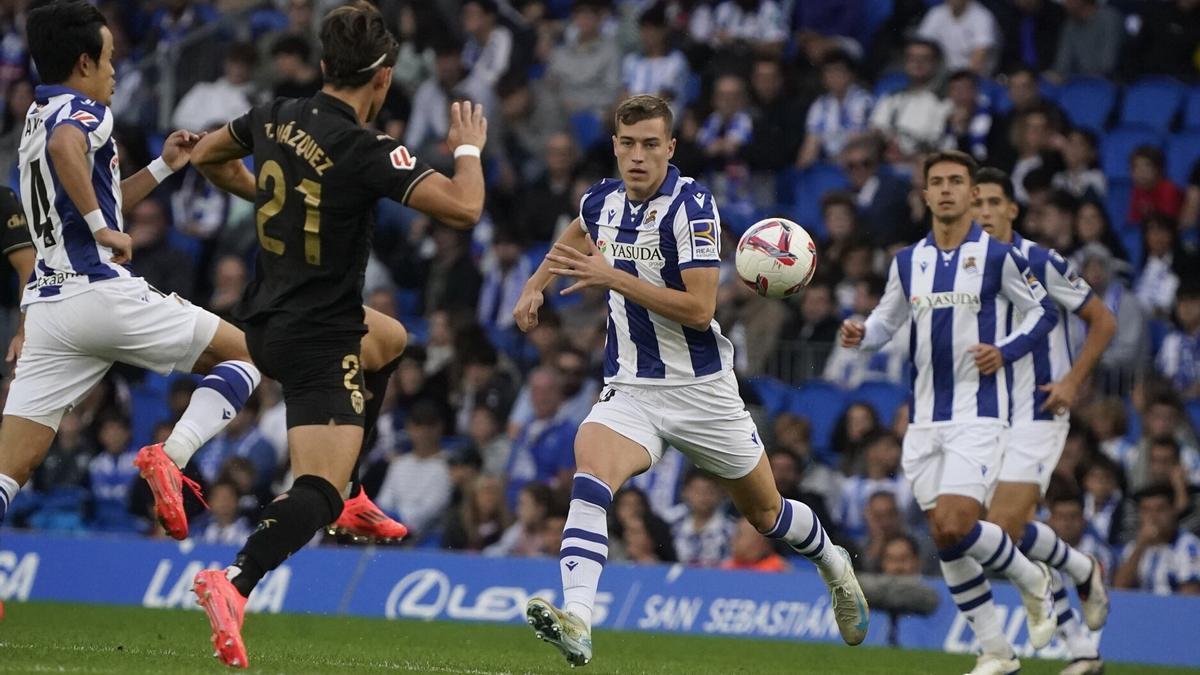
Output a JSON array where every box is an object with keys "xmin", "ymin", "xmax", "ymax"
[{"xmin": 614, "ymin": 95, "xmax": 674, "ymax": 135}]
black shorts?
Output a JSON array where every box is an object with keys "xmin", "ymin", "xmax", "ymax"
[{"xmin": 245, "ymin": 324, "xmax": 366, "ymax": 428}]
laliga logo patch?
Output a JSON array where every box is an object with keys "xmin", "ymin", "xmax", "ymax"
[
  {"xmin": 389, "ymin": 145, "xmax": 415, "ymax": 170},
  {"xmin": 69, "ymin": 110, "xmax": 98, "ymax": 127}
]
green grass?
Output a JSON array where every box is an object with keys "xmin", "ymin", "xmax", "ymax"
[{"xmin": 0, "ymin": 602, "xmax": 1196, "ymax": 674}]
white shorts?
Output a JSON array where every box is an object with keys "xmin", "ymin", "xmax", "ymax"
[
  {"xmin": 582, "ymin": 371, "xmax": 763, "ymax": 480},
  {"xmin": 902, "ymin": 421, "xmax": 1007, "ymax": 511},
  {"xmin": 4, "ymin": 278, "xmax": 220, "ymax": 430},
  {"xmin": 997, "ymin": 420, "xmax": 1069, "ymax": 494}
]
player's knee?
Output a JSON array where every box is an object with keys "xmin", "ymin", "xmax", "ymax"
[
  {"xmin": 292, "ymin": 474, "xmax": 344, "ymax": 526},
  {"xmin": 745, "ymin": 502, "xmax": 782, "ymax": 535},
  {"xmin": 987, "ymin": 509, "xmax": 1027, "ymax": 543},
  {"xmin": 931, "ymin": 510, "xmax": 976, "ymax": 549}
]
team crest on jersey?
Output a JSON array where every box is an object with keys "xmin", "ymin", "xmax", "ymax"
[
  {"xmin": 645, "ymin": 209, "xmax": 657, "ymax": 225},
  {"xmin": 962, "ymin": 256, "xmax": 978, "ymax": 274},
  {"xmin": 388, "ymin": 145, "xmax": 416, "ymax": 170}
]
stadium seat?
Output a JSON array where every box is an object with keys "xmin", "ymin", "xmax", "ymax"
[
  {"xmin": 873, "ymin": 72, "xmax": 909, "ymax": 99},
  {"xmin": 1105, "ymin": 178, "xmax": 1132, "ymax": 228},
  {"xmin": 979, "ymin": 78, "xmax": 1009, "ymax": 114},
  {"xmin": 1149, "ymin": 319, "xmax": 1172, "ymax": 354},
  {"xmin": 850, "ymin": 381, "xmax": 908, "ymax": 425},
  {"xmin": 1100, "ymin": 126, "xmax": 1162, "ymax": 181},
  {"xmin": 1166, "ymin": 131, "xmax": 1200, "ymax": 185},
  {"xmin": 788, "ymin": 380, "xmax": 849, "ymax": 463},
  {"xmin": 1119, "ymin": 227, "xmax": 1143, "ymax": 269},
  {"xmin": 1183, "ymin": 87, "xmax": 1200, "ymax": 130},
  {"xmin": 569, "ymin": 111, "xmax": 604, "ymax": 151},
  {"xmin": 1119, "ymin": 77, "xmax": 1187, "ymax": 132},
  {"xmin": 748, "ymin": 376, "xmax": 793, "ymax": 418},
  {"xmin": 790, "ymin": 163, "xmax": 849, "ymax": 232},
  {"xmin": 1187, "ymin": 400, "xmax": 1200, "ymax": 436},
  {"xmin": 1057, "ymin": 77, "xmax": 1117, "ymax": 133},
  {"xmin": 861, "ymin": 0, "xmax": 894, "ymax": 46}
]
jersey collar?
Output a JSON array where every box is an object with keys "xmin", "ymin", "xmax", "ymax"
[
  {"xmin": 1012, "ymin": 231, "xmax": 1026, "ymax": 248},
  {"xmin": 34, "ymin": 84, "xmax": 88, "ymax": 103},
  {"xmin": 923, "ymin": 221, "xmax": 985, "ymax": 249},
  {"xmin": 314, "ymin": 91, "xmax": 359, "ymax": 124}
]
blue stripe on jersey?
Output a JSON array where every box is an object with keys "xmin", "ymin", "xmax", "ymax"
[
  {"xmin": 930, "ymin": 248, "xmax": 960, "ymax": 422},
  {"xmin": 657, "ymin": 200, "xmax": 721, "ymax": 377},
  {"xmin": 896, "ymin": 247, "xmax": 916, "ymax": 423},
  {"xmin": 584, "ymin": 181, "xmax": 624, "ymax": 377},
  {"xmin": 1030, "ymin": 252, "xmax": 1054, "ymax": 420},
  {"xmin": 45, "ymin": 118, "xmax": 118, "ymax": 284},
  {"xmin": 35, "ymin": 259, "xmax": 60, "ymax": 297},
  {"xmin": 976, "ymin": 238, "xmax": 1006, "ymax": 418},
  {"xmin": 604, "ymin": 308, "xmax": 619, "ymax": 378},
  {"xmin": 1004, "ymin": 303, "xmax": 1014, "ymax": 421},
  {"xmin": 615, "ymin": 204, "xmax": 665, "ymax": 379}
]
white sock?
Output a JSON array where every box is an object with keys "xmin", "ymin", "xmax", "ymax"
[
  {"xmin": 763, "ymin": 497, "xmax": 848, "ymax": 581},
  {"xmin": 0, "ymin": 472, "xmax": 18, "ymax": 522},
  {"xmin": 1052, "ymin": 570, "xmax": 1098, "ymax": 660},
  {"xmin": 164, "ymin": 361, "xmax": 260, "ymax": 468},
  {"xmin": 942, "ymin": 521, "xmax": 1046, "ymax": 594},
  {"xmin": 560, "ymin": 473, "xmax": 611, "ymax": 629},
  {"xmin": 1021, "ymin": 521, "xmax": 1094, "ymax": 587},
  {"xmin": 940, "ymin": 555, "xmax": 1013, "ymax": 658}
]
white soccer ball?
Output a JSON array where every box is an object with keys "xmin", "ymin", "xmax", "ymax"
[{"xmin": 735, "ymin": 218, "xmax": 818, "ymax": 299}]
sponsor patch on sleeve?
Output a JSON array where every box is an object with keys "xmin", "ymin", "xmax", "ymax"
[{"xmin": 690, "ymin": 219, "xmax": 719, "ymax": 260}]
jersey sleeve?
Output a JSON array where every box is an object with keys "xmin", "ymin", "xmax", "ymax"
[
  {"xmin": 227, "ymin": 105, "xmax": 256, "ymax": 151},
  {"xmin": 995, "ymin": 248, "xmax": 1058, "ymax": 363},
  {"xmin": 0, "ymin": 187, "xmax": 31, "ymax": 255},
  {"xmin": 861, "ymin": 256, "xmax": 911, "ymax": 351},
  {"xmin": 53, "ymin": 97, "xmax": 110, "ymax": 151},
  {"xmin": 1042, "ymin": 248, "xmax": 1094, "ymax": 313},
  {"xmin": 359, "ymin": 134, "xmax": 436, "ymax": 205},
  {"xmin": 675, "ymin": 187, "xmax": 720, "ymax": 270}
]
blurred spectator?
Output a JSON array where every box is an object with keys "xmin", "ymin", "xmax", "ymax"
[
  {"xmin": 477, "ymin": 226, "xmax": 532, "ymax": 333},
  {"xmin": 208, "ymin": 255, "xmax": 248, "ymax": 321},
  {"xmin": 869, "ymin": 38, "xmax": 950, "ymax": 160},
  {"xmin": 617, "ymin": 517, "xmax": 665, "ymax": 564},
  {"xmin": 1136, "ymin": 215, "xmax": 1183, "ymax": 318},
  {"xmin": 787, "ymin": 282, "xmax": 839, "ymax": 372},
  {"xmin": 798, "ymin": 51, "xmax": 873, "ymax": 169},
  {"xmin": 835, "ymin": 431, "xmax": 912, "ymax": 544},
  {"xmin": 126, "ymin": 198, "xmax": 195, "ymax": 299},
  {"xmin": 819, "ymin": 192, "xmax": 862, "ymax": 271},
  {"xmin": 916, "ymin": 0, "xmax": 998, "ymax": 76},
  {"xmin": 0, "ymin": 78, "xmax": 32, "ymax": 176},
  {"xmin": 1142, "ymin": 437, "xmax": 1200, "ymax": 533},
  {"xmin": 626, "ymin": 451, "xmax": 688, "ymax": 524},
  {"xmin": 938, "ymin": 69, "xmax": 991, "ymax": 162},
  {"xmin": 1050, "ymin": 0, "xmax": 1123, "ymax": 80},
  {"xmin": 1079, "ymin": 243, "xmax": 1148, "ymax": 376},
  {"xmin": 455, "ymin": 341, "xmax": 518, "ymax": 436},
  {"xmin": 996, "ymin": 0, "xmax": 1065, "ymax": 73},
  {"xmin": 1082, "ymin": 453, "xmax": 1127, "ymax": 545},
  {"xmin": 1113, "ymin": 484, "xmax": 1200, "ymax": 595},
  {"xmin": 672, "ymin": 471, "xmax": 736, "ymax": 566},
  {"xmin": 375, "ymin": 400, "xmax": 453, "ymax": 540},
  {"xmin": 621, "ymin": 4, "xmax": 690, "ymax": 112},
  {"xmin": 516, "ymin": 132, "xmax": 577, "ymax": 243},
  {"xmin": 720, "ymin": 282, "xmax": 789, "ymax": 377},
  {"xmin": 467, "ymin": 406, "xmax": 512, "ymax": 476},
  {"xmin": 509, "ymin": 347, "xmax": 599, "ymax": 435},
  {"xmin": 269, "ymin": 35, "xmax": 320, "ymax": 100},
  {"xmin": 1036, "ymin": 189, "xmax": 1078, "ymax": 253},
  {"xmin": 485, "ymin": 482, "xmax": 555, "ymax": 557},
  {"xmin": 767, "ymin": 448, "xmax": 835, "ymax": 529},
  {"xmin": 1072, "ymin": 199, "xmax": 1126, "ymax": 263},
  {"xmin": 539, "ymin": 514, "xmax": 568, "ymax": 557},
  {"xmin": 1086, "ymin": 398, "xmax": 1137, "ymax": 471},
  {"xmin": 879, "ymin": 533, "xmax": 923, "ymax": 576},
  {"xmin": 840, "ymin": 135, "xmax": 918, "ymax": 248},
  {"xmin": 1053, "ymin": 128, "xmax": 1105, "ymax": 201},
  {"xmin": 689, "ymin": 0, "xmax": 788, "ymax": 56},
  {"xmin": 1008, "ymin": 107, "xmax": 1063, "ymax": 205},
  {"xmin": 194, "ymin": 481, "xmax": 252, "ymax": 545},
  {"xmin": 192, "ymin": 394, "xmax": 275, "ymax": 492},
  {"xmin": 1184, "ymin": 160, "xmax": 1200, "ymax": 231},
  {"xmin": 859, "ymin": 491, "xmax": 934, "ymax": 574},
  {"xmin": 611, "ymin": 487, "xmax": 678, "ymax": 563},
  {"xmin": 505, "ymin": 366, "xmax": 576, "ymax": 505},
  {"xmin": 31, "ymin": 412, "xmax": 92, "ymax": 494},
  {"xmin": 496, "ymin": 75, "xmax": 567, "ymax": 189},
  {"xmin": 825, "ymin": 275, "xmax": 910, "ymax": 389},
  {"xmin": 1158, "ymin": 284, "xmax": 1200, "ymax": 400},
  {"xmin": 1129, "ymin": 389, "xmax": 1200, "ymax": 489},
  {"xmin": 722, "ymin": 518, "xmax": 790, "ymax": 572},
  {"xmin": 832, "ymin": 401, "xmax": 881, "ymax": 465},
  {"xmin": 698, "ymin": 74, "xmax": 753, "ymax": 172},
  {"xmin": 444, "ymin": 473, "xmax": 512, "ymax": 551},
  {"xmin": 744, "ymin": 56, "xmax": 806, "ymax": 184},
  {"xmin": 446, "ymin": 445, "xmax": 484, "ymax": 515},
  {"xmin": 460, "ymin": 0, "xmax": 514, "ymax": 99},
  {"xmin": 405, "ymin": 39, "xmax": 470, "ymax": 157},
  {"xmin": 87, "ymin": 415, "xmax": 139, "ymax": 533},
  {"xmin": 1129, "ymin": 147, "xmax": 1183, "ymax": 224},
  {"xmin": 173, "ymin": 42, "xmax": 258, "ymax": 132},
  {"xmin": 988, "ymin": 66, "xmax": 1065, "ymax": 171},
  {"xmin": 395, "ymin": 223, "xmax": 483, "ymax": 315},
  {"xmin": 1046, "ymin": 480, "xmax": 1115, "ymax": 583},
  {"xmin": 772, "ymin": 413, "xmax": 842, "ymax": 510},
  {"xmin": 1124, "ymin": 0, "xmax": 1200, "ymax": 79},
  {"xmin": 545, "ymin": 0, "xmax": 621, "ymax": 117}
]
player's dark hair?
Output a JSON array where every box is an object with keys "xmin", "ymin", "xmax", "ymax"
[
  {"xmin": 922, "ymin": 149, "xmax": 977, "ymax": 183},
  {"xmin": 26, "ymin": 0, "xmax": 108, "ymax": 85},
  {"xmin": 319, "ymin": 0, "xmax": 400, "ymax": 89},
  {"xmin": 614, "ymin": 94, "xmax": 674, "ymax": 136},
  {"xmin": 975, "ymin": 167, "xmax": 1016, "ymax": 203}
]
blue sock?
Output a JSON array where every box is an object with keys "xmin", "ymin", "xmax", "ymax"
[{"xmin": 164, "ymin": 360, "xmax": 261, "ymax": 467}]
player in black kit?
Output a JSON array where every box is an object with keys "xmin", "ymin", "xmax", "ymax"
[
  {"xmin": 186, "ymin": 2, "xmax": 487, "ymax": 667},
  {"xmin": 0, "ymin": 187, "xmax": 36, "ymax": 369}
]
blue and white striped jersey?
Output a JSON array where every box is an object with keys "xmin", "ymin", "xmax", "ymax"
[
  {"xmin": 1121, "ymin": 530, "xmax": 1200, "ymax": 595},
  {"xmin": 1010, "ymin": 234, "xmax": 1095, "ymax": 424},
  {"xmin": 579, "ymin": 165, "xmax": 734, "ymax": 385},
  {"xmin": 805, "ymin": 85, "xmax": 874, "ymax": 159},
  {"xmin": 19, "ymin": 84, "xmax": 130, "ymax": 306},
  {"xmin": 859, "ymin": 223, "xmax": 1056, "ymax": 426}
]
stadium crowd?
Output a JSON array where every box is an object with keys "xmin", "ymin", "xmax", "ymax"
[{"xmin": 1, "ymin": 0, "xmax": 1200, "ymax": 596}]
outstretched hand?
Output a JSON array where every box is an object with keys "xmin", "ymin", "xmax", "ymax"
[{"xmin": 547, "ymin": 235, "xmax": 614, "ymax": 295}]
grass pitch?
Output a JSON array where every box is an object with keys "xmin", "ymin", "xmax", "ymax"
[{"xmin": 0, "ymin": 602, "xmax": 1196, "ymax": 674}]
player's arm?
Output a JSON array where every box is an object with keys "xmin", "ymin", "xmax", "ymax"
[
  {"xmin": 405, "ymin": 102, "xmax": 488, "ymax": 229},
  {"xmin": 46, "ymin": 124, "xmax": 131, "ymax": 262},
  {"xmin": 191, "ymin": 125, "xmax": 256, "ymax": 201},
  {"xmin": 1038, "ymin": 255, "xmax": 1116, "ymax": 413},
  {"xmin": 5, "ymin": 245, "xmax": 34, "ymax": 364},
  {"xmin": 512, "ymin": 220, "xmax": 589, "ymax": 332},
  {"xmin": 120, "ymin": 129, "xmax": 203, "ymax": 208},
  {"xmin": 981, "ymin": 249, "xmax": 1058, "ymax": 374},
  {"xmin": 842, "ymin": 257, "xmax": 909, "ymax": 351}
]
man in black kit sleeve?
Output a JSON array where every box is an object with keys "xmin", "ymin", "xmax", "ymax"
[
  {"xmin": 187, "ymin": 2, "xmax": 487, "ymax": 667},
  {"xmin": 0, "ymin": 187, "xmax": 36, "ymax": 370}
]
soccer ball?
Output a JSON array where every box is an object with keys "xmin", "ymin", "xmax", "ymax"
[{"xmin": 735, "ymin": 218, "xmax": 818, "ymax": 299}]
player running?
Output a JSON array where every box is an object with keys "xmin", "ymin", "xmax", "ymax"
[
  {"xmin": 0, "ymin": 0, "xmax": 265, "ymax": 539},
  {"xmin": 968, "ymin": 168, "xmax": 1113, "ymax": 675},
  {"xmin": 840, "ymin": 151, "xmax": 1061, "ymax": 668},
  {"xmin": 512, "ymin": 94, "xmax": 869, "ymax": 668},
  {"xmin": 184, "ymin": 2, "xmax": 486, "ymax": 667}
]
